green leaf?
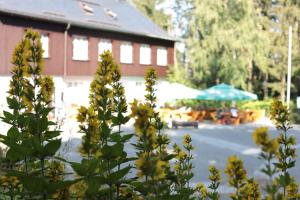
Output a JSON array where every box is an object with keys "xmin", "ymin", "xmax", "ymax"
[
  {"xmin": 7, "ymin": 127, "xmax": 20, "ymax": 140},
  {"xmin": 43, "ymin": 139, "xmax": 61, "ymax": 157},
  {"xmin": 3, "ymin": 111, "xmax": 15, "ymax": 121},
  {"xmin": 107, "ymin": 166, "xmax": 131, "ymax": 184},
  {"xmin": 45, "ymin": 130, "xmax": 61, "ymax": 140},
  {"xmin": 71, "ymin": 159, "xmax": 98, "ymax": 177},
  {"xmin": 6, "ymin": 148, "xmax": 21, "ymax": 162},
  {"xmin": 7, "ymin": 97, "xmax": 19, "ymax": 110},
  {"xmin": 112, "ymin": 143, "xmax": 124, "ymax": 158},
  {"xmin": 47, "ymin": 180, "xmax": 78, "ymax": 194},
  {"xmin": 22, "ymin": 176, "xmax": 46, "ymax": 193}
]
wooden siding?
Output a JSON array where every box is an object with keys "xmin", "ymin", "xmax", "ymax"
[{"xmin": 0, "ymin": 14, "xmax": 174, "ymax": 77}]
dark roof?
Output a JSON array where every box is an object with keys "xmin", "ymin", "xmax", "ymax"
[{"xmin": 0, "ymin": 0, "xmax": 175, "ymax": 41}]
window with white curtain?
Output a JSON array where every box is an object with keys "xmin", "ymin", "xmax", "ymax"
[
  {"xmin": 98, "ymin": 39, "xmax": 112, "ymax": 60},
  {"xmin": 120, "ymin": 42, "xmax": 133, "ymax": 64},
  {"xmin": 140, "ymin": 44, "xmax": 151, "ymax": 65},
  {"xmin": 41, "ymin": 34, "xmax": 49, "ymax": 58},
  {"xmin": 72, "ymin": 36, "xmax": 89, "ymax": 61},
  {"xmin": 157, "ymin": 47, "xmax": 167, "ymax": 66}
]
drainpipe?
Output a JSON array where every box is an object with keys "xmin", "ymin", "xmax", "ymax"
[{"xmin": 64, "ymin": 23, "xmax": 71, "ymax": 79}]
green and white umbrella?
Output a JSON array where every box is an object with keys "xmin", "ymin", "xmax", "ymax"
[{"xmin": 196, "ymin": 83, "xmax": 257, "ymax": 101}]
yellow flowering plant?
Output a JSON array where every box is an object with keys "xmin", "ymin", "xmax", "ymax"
[
  {"xmin": 252, "ymin": 127, "xmax": 279, "ymax": 199},
  {"xmin": 72, "ymin": 51, "xmax": 133, "ymax": 200},
  {"xmin": 225, "ymin": 155, "xmax": 248, "ymax": 199},
  {"xmin": 270, "ymin": 100, "xmax": 297, "ymax": 198},
  {"xmin": 172, "ymin": 135, "xmax": 195, "ymax": 199},
  {"xmin": 0, "ymin": 29, "xmax": 73, "ymax": 199},
  {"xmin": 207, "ymin": 165, "xmax": 221, "ymax": 200},
  {"xmin": 131, "ymin": 67, "xmax": 175, "ymax": 199}
]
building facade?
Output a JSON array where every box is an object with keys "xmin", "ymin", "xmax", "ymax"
[{"xmin": 0, "ymin": 0, "xmax": 175, "ymax": 117}]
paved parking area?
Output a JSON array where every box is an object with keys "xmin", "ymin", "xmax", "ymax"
[
  {"xmin": 163, "ymin": 123, "xmax": 300, "ymax": 193},
  {"xmin": 59, "ymin": 121, "xmax": 300, "ymax": 196}
]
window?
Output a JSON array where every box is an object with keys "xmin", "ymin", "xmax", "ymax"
[
  {"xmin": 80, "ymin": 2, "xmax": 94, "ymax": 15},
  {"xmin": 41, "ymin": 34, "xmax": 49, "ymax": 58},
  {"xmin": 72, "ymin": 36, "xmax": 89, "ymax": 61},
  {"xmin": 98, "ymin": 39, "xmax": 112, "ymax": 60},
  {"xmin": 157, "ymin": 47, "xmax": 167, "ymax": 66},
  {"xmin": 120, "ymin": 42, "xmax": 133, "ymax": 64},
  {"xmin": 140, "ymin": 44, "xmax": 151, "ymax": 65}
]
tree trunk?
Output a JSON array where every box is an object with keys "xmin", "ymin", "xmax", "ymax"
[
  {"xmin": 263, "ymin": 73, "xmax": 268, "ymax": 100},
  {"xmin": 281, "ymin": 74, "xmax": 286, "ymax": 102},
  {"xmin": 247, "ymin": 60, "xmax": 253, "ymax": 91}
]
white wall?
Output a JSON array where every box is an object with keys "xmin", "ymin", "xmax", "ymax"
[{"xmin": 0, "ymin": 77, "xmax": 11, "ymax": 113}]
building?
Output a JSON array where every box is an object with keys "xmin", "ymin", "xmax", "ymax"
[{"xmin": 0, "ymin": 0, "xmax": 175, "ymax": 117}]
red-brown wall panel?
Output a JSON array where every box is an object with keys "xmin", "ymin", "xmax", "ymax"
[
  {"xmin": 0, "ymin": 20, "xmax": 5, "ymax": 74},
  {"xmin": 1, "ymin": 23, "xmax": 24, "ymax": 74},
  {"xmin": 168, "ymin": 47, "xmax": 174, "ymax": 65},
  {"xmin": 151, "ymin": 46, "xmax": 158, "ymax": 66},
  {"xmin": 43, "ymin": 31, "xmax": 65, "ymax": 75},
  {"xmin": 0, "ymin": 14, "xmax": 174, "ymax": 78}
]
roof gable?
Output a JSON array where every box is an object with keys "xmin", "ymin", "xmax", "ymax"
[{"xmin": 0, "ymin": 0, "xmax": 175, "ymax": 41}]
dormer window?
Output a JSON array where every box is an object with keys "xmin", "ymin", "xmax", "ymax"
[
  {"xmin": 80, "ymin": 2, "xmax": 94, "ymax": 15},
  {"xmin": 105, "ymin": 8, "xmax": 117, "ymax": 20}
]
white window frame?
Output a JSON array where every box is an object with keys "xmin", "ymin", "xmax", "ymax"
[
  {"xmin": 98, "ymin": 39, "xmax": 112, "ymax": 60},
  {"xmin": 157, "ymin": 47, "xmax": 168, "ymax": 66},
  {"xmin": 120, "ymin": 42, "xmax": 133, "ymax": 64},
  {"xmin": 72, "ymin": 35, "xmax": 89, "ymax": 61},
  {"xmin": 41, "ymin": 33, "xmax": 49, "ymax": 58},
  {"xmin": 140, "ymin": 44, "xmax": 151, "ymax": 65}
]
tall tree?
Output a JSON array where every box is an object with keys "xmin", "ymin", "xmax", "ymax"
[
  {"xmin": 131, "ymin": 0, "xmax": 171, "ymax": 31},
  {"xmin": 185, "ymin": 0, "xmax": 270, "ymax": 91}
]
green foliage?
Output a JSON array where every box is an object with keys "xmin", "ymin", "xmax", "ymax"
[
  {"xmin": 270, "ymin": 100, "xmax": 297, "ymax": 198},
  {"xmin": 169, "ymin": 0, "xmax": 300, "ymax": 100},
  {"xmin": 0, "ymin": 29, "xmax": 70, "ymax": 200},
  {"xmin": 131, "ymin": 0, "xmax": 171, "ymax": 31},
  {"xmin": 251, "ymin": 100, "xmax": 300, "ymax": 199},
  {"xmin": 172, "ymin": 135, "xmax": 195, "ymax": 198},
  {"xmin": 252, "ymin": 127, "xmax": 279, "ymax": 199},
  {"xmin": 131, "ymin": 67, "xmax": 175, "ymax": 199},
  {"xmin": 237, "ymin": 100, "xmax": 272, "ymax": 114},
  {"xmin": 74, "ymin": 51, "xmax": 132, "ymax": 199}
]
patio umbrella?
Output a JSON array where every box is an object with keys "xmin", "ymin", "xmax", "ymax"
[
  {"xmin": 157, "ymin": 82, "xmax": 203, "ymax": 102},
  {"xmin": 196, "ymin": 83, "xmax": 257, "ymax": 101}
]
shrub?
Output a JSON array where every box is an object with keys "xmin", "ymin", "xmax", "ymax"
[{"xmin": 0, "ymin": 29, "xmax": 71, "ymax": 199}]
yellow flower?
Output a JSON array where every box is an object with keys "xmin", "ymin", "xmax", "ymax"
[
  {"xmin": 252, "ymin": 127, "xmax": 279, "ymax": 155},
  {"xmin": 183, "ymin": 134, "xmax": 194, "ymax": 150},
  {"xmin": 225, "ymin": 155, "xmax": 247, "ymax": 187},
  {"xmin": 135, "ymin": 152, "xmax": 151, "ymax": 178},
  {"xmin": 208, "ymin": 165, "xmax": 221, "ymax": 183},
  {"xmin": 77, "ymin": 106, "xmax": 88, "ymax": 123},
  {"xmin": 252, "ymin": 127, "xmax": 269, "ymax": 146},
  {"xmin": 196, "ymin": 183, "xmax": 208, "ymax": 198},
  {"xmin": 270, "ymin": 100, "xmax": 290, "ymax": 129},
  {"xmin": 40, "ymin": 75, "xmax": 55, "ymax": 102},
  {"xmin": 240, "ymin": 179, "xmax": 260, "ymax": 199},
  {"xmin": 153, "ymin": 160, "xmax": 168, "ymax": 180},
  {"xmin": 287, "ymin": 181, "xmax": 299, "ymax": 199}
]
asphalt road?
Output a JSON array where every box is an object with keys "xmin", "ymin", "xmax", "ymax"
[
  {"xmin": 60, "ymin": 121, "xmax": 300, "ymax": 197},
  {"xmin": 163, "ymin": 123, "xmax": 300, "ymax": 194}
]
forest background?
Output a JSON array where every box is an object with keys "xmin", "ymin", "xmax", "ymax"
[{"xmin": 131, "ymin": 0, "xmax": 300, "ymax": 101}]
